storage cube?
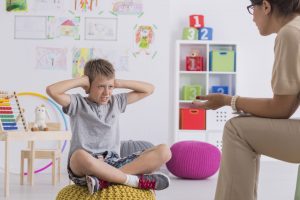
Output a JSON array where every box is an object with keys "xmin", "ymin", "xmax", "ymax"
[
  {"xmin": 182, "ymin": 27, "xmax": 198, "ymax": 40},
  {"xmin": 180, "ymin": 108, "xmax": 206, "ymax": 130},
  {"xmin": 209, "ymin": 50, "xmax": 235, "ymax": 72},
  {"xmin": 183, "ymin": 85, "xmax": 202, "ymax": 100},
  {"xmin": 198, "ymin": 27, "xmax": 213, "ymax": 40},
  {"xmin": 211, "ymin": 86, "xmax": 229, "ymax": 94},
  {"xmin": 189, "ymin": 15, "xmax": 204, "ymax": 28},
  {"xmin": 186, "ymin": 56, "xmax": 204, "ymax": 71}
]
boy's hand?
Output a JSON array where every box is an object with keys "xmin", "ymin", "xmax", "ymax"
[
  {"xmin": 81, "ymin": 76, "xmax": 90, "ymax": 94},
  {"xmin": 192, "ymin": 93, "xmax": 231, "ymax": 110}
]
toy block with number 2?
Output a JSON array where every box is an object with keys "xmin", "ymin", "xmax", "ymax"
[
  {"xmin": 198, "ymin": 27, "xmax": 213, "ymax": 40},
  {"xmin": 211, "ymin": 86, "xmax": 229, "ymax": 94},
  {"xmin": 183, "ymin": 85, "xmax": 202, "ymax": 100},
  {"xmin": 189, "ymin": 15, "xmax": 204, "ymax": 28},
  {"xmin": 182, "ymin": 27, "xmax": 198, "ymax": 40}
]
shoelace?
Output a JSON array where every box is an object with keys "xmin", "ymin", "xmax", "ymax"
[{"xmin": 138, "ymin": 175, "xmax": 156, "ymax": 189}]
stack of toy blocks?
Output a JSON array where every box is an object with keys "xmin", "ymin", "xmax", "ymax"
[{"xmin": 182, "ymin": 15, "xmax": 213, "ymax": 40}]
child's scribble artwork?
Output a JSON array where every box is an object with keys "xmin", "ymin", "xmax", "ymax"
[
  {"xmin": 6, "ymin": 0, "xmax": 27, "ymax": 12},
  {"xmin": 133, "ymin": 25, "xmax": 156, "ymax": 58},
  {"xmin": 72, "ymin": 48, "xmax": 93, "ymax": 78},
  {"xmin": 32, "ymin": 0, "xmax": 64, "ymax": 12},
  {"xmin": 112, "ymin": 0, "xmax": 143, "ymax": 15},
  {"xmin": 85, "ymin": 18, "xmax": 118, "ymax": 41},
  {"xmin": 74, "ymin": 0, "xmax": 101, "ymax": 12},
  {"xmin": 48, "ymin": 17, "xmax": 80, "ymax": 40},
  {"xmin": 36, "ymin": 47, "xmax": 67, "ymax": 70},
  {"xmin": 93, "ymin": 48, "xmax": 129, "ymax": 71},
  {"xmin": 72, "ymin": 47, "xmax": 129, "ymax": 77}
]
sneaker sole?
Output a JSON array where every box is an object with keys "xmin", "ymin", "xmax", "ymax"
[{"xmin": 86, "ymin": 176, "xmax": 96, "ymax": 194}]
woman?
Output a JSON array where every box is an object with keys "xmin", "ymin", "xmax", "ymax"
[{"xmin": 193, "ymin": 0, "xmax": 300, "ymax": 199}]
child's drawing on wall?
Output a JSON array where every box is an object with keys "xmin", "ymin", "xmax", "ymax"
[
  {"xmin": 134, "ymin": 25, "xmax": 155, "ymax": 56},
  {"xmin": 72, "ymin": 48, "xmax": 93, "ymax": 78}
]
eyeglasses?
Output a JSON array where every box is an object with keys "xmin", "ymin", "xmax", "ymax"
[
  {"xmin": 247, "ymin": 1, "xmax": 263, "ymax": 15},
  {"xmin": 247, "ymin": 4, "xmax": 255, "ymax": 15}
]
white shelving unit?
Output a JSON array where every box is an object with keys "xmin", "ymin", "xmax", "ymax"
[{"xmin": 173, "ymin": 40, "xmax": 238, "ymax": 150}]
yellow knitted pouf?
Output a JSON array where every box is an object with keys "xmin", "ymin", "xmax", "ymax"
[{"xmin": 56, "ymin": 184, "xmax": 156, "ymax": 200}]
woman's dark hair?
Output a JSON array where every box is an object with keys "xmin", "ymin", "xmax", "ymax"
[{"xmin": 250, "ymin": 0, "xmax": 300, "ymax": 15}]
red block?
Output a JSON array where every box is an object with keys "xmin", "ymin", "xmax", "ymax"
[
  {"xmin": 189, "ymin": 15, "xmax": 204, "ymax": 28},
  {"xmin": 186, "ymin": 56, "xmax": 204, "ymax": 71},
  {"xmin": 180, "ymin": 108, "xmax": 206, "ymax": 130}
]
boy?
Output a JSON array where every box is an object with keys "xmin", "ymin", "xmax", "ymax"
[{"xmin": 46, "ymin": 59, "xmax": 171, "ymax": 194}]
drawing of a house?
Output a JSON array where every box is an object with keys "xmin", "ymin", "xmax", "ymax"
[{"xmin": 60, "ymin": 20, "xmax": 75, "ymax": 36}]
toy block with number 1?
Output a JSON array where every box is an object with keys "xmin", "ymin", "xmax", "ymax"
[
  {"xmin": 186, "ymin": 56, "xmax": 204, "ymax": 71},
  {"xmin": 182, "ymin": 27, "xmax": 198, "ymax": 40},
  {"xmin": 198, "ymin": 27, "xmax": 213, "ymax": 40},
  {"xmin": 189, "ymin": 15, "xmax": 204, "ymax": 28},
  {"xmin": 183, "ymin": 85, "xmax": 202, "ymax": 100},
  {"xmin": 211, "ymin": 86, "xmax": 229, "ymax": 94}
]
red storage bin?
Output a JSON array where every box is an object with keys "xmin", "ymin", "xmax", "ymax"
[{"xmin": 180, "ymin": 108, "xmax": 206, "ymax": 130}]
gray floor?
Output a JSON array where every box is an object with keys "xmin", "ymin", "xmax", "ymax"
[{"xmin": 0, "ymin": 161, "xmax": 298, "ymax": 200}]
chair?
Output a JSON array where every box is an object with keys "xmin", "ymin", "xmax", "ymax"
[
  {"xmin": 20, "ymin": 122, "xmax": 62, "ymax": 185},
  {"xmin": 295, "ymin": 165, "xmax": 300, "ymax": 200}
]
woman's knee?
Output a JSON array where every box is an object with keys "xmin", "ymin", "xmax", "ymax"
[
  {"xmin": 224, "ymin": 117, "xmax": 240, "ymax": 137},
  {"xmin": 155, "ymin": 144, "xmax": 172, "ymax": 162}
]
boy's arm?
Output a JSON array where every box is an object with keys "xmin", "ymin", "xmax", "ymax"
[
  {"xmin": 114, "ymin": 79, "xmax": 154, "ymax": 104},
  {"xmin": 46, "ymin": 76, "xmax": 90, "ymax": 107}
]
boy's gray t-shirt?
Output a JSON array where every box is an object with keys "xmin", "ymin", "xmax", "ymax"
[{"xmin": 63, "ymin": 93, "xmax": 127, "ymax": 160}]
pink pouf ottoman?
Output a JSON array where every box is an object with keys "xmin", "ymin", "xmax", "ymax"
[{"xmin": 166, "ymin": 141, "xmax": 221, "ymax": 179}]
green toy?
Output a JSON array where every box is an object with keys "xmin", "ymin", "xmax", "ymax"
[{"xmin": 183, "ymin": 85, "xmax": 202, "ymax": 100}]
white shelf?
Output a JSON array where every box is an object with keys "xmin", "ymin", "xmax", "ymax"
[
  {"xmin": 209, "ymin": 72, "xmax": 236, "ymax": 75},
  {"xmin": 173, "ymin": 40, "xmax": 238, "ymax": 149},
  {"xmin": 179, "ymin": 71, "xmax": 207, "ymax": 74}
]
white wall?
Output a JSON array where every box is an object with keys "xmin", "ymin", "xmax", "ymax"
[
  {"xmin": 0, "ymin": 0, "xmax": 170, "ymax": 173},
  {"xmin": 0, "ymin": 0, "xmax": 291, "ymax": 174}
]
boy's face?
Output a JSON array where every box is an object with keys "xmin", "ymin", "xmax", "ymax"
[{"xmin": 88, "ymin": 75, "xmax": 114, "ymax": 105}]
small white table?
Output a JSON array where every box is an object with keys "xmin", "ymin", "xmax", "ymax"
[{"xmin": 0, "ymin": 131, "xmax": 72, "ymax": 197}]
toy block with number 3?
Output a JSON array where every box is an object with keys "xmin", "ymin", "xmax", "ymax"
[
  {"xmin": 189, "ymin": 15, "xmax": 204, "ymax": 28},
  {"xmin": 182, "ymin": 27, "xmax": 198, "ymax": 40},
  {"xmin": 183, "ymin": 85, "xmax": 202, "ymax": 100},
  {"xmin": 198, "ymin": 27, "xmax": 213, "ymax": 40}
]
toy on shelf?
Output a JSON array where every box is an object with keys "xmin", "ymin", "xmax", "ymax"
[
  {"xmin": 211, "ymin": 86, "xmax": 229, "ymax": 94},
  {"xmin": 0, "ymin": 91, "xmax": 28, "ymax": 132},
  {"xmin": 198, "ymin": 27, "xmax": 213, "ymax": 40},
  {"xmin": 182, "ymin": 14, "xmax": 213, "ymax": 40},
  {"xmin": 183, "ymin": 84, "xmax": 202, "ymax": 100},
  {"xmin": 31, "ymin": 104, "xmax": 50, "ymax": 131},
  {"xmin": 186, "ymin": 49, "xmax": 204, "ymax": 71},
  {"xmin": 182, "ymin": 27, "xmax": 198, "ymax": 40},
  {"xmin": 189, "ymin": 15, "xmax": 204, "ymax": 28}
]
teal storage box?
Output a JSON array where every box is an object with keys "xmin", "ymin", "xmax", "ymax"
[
  {"xmin": 182, "ymin": 85, "xmax": 202, "ymax": 100},
  {"xmin": 209, "ymin": 50, "xmax": 235, "ymax": 72}
]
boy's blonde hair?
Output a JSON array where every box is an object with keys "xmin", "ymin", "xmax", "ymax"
[{"xmin": 84, "ymin": 59, "xmax": 115, "ymax": 83}]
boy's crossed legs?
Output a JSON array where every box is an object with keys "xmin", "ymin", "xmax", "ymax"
[{"xmin": 68, "ymin": 144, "xmax": 172, "ymax": 194}]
